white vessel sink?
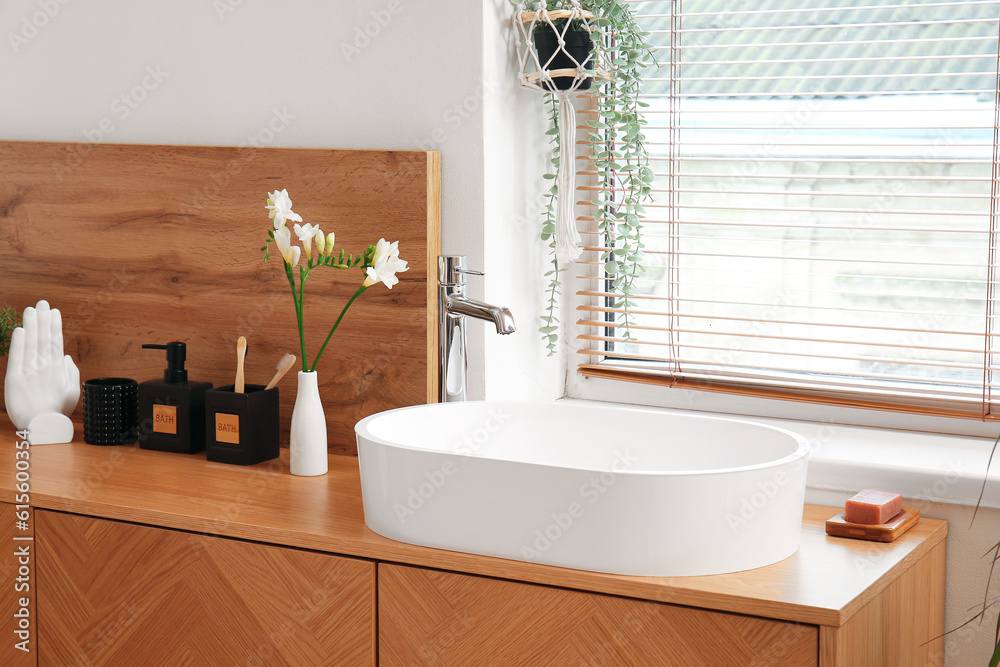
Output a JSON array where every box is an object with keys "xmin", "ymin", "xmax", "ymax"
[{"xmin": 355, "ymin": 401, "xmax": 809, "ymax": 577}]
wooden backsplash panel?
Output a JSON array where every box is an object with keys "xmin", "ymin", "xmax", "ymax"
[{"xmin": 0, "ymin": 141, "xmax": 440, "ymax": 456}]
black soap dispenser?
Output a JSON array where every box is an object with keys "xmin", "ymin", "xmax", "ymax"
[{"xmin": 138, "ymin": 342, "xmax": 213, "ymax": 454}]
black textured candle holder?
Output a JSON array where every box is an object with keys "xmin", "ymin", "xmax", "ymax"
[
  {"xmin": 82, "ymin": 378, "xmax": 138, "ymax": 446},
  {"xmin": 205, "ymin": 384, "xmax": 279, "ymax": 466}
]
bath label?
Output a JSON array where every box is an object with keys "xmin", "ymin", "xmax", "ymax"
[
  {"xmin": 215, "ymin": 413, "xmax": 240, "ymax": 445},
  {"xmin": 153, "ymin": 404, "xmax": 177, "ymax": 434}
]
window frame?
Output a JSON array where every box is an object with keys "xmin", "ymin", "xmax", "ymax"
[{"xmin": 568, "ymin": 0, "xmax": 1000, "ymax": 437}]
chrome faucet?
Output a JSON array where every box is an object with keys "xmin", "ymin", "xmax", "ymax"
[{"xmin": 439, "ymin": 255, "xmax": 515, "ymax": 403}]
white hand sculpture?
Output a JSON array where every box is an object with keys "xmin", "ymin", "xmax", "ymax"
[{"xmin": 4, "ymin": 300, "xmax": 80, "ymax": 444}]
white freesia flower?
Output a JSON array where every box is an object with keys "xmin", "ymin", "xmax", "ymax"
[
  {"xmin": 363, "ymin": 238, "xmax": 408, "ymax": 289},
  {"xmin": 293, "ymin": 223, "xmax": 323, "ymax": 260},
  {"xmin": 260, "ymin": 189, "xmax": 411, "ymax": 374},
  {"xmin": 265, "ymin": 189, "xmax": 302, "ymax": 230},
  {"xmin": 314, "ymin": 228, "xmax": 327, "ymax": 256},
  {"xmin": 274, "ymin": 226, "xmax": 301, "ymax": 268}
]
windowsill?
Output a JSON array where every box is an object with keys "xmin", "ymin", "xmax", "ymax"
[{"xmin": 556, "ymin": 398, "xmax": 1000, "ymax": 509}]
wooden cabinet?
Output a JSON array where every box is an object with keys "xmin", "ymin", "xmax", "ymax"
[
  {"xmin": 35, "ymin": 510, "xmax": 376, "ymax": 666},
  {"xmin": 380, "ymin": 555, "xmax": 946, "ymax": 667},
  {"xmin": 379, "ymin": 563, "xmax": 816, "ymax": 666},
  {"xmin": 22, "ymin": 507, "xmax": 946, "ymax": 667},
  {"xmin": 819, "ymin": 539, "xmax": 946, "ymax": 666}
]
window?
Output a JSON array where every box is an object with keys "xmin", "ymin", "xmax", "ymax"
[{"xmin": 577, "ymin": 0, "xmax": 1000, "ymax": 420}]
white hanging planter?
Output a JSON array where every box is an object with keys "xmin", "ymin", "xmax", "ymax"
[
  {"xmin": 289, "ymin": 370, "xmax": 328, "ymax": 476},
  {"xmin": 515, "ymin": 8, "xmax": 609, "ymax": 92},
  {"xmin": 514, "ymin": 5, "xmax": 608, "ymax": 267},
  {"xmin": 512, "ymin": 1, "xmax": 655, "ymax": 354}
]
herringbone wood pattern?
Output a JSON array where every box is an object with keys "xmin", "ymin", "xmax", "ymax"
[
  {"xmin": 379, "ymin": 563, "xmax": 817, "ymax": 666},
  {"xmin": 37, "ymin": 510, "xmax": 375, "ymax": 666}
]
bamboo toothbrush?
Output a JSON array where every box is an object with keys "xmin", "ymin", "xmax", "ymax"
[
  {"xmin": 235, "ymin": 336, "xmax": 248, "ymax": 393},
  {"xmin": 265, "ymin": 353, "xmax": 296, "ymax": 391}
]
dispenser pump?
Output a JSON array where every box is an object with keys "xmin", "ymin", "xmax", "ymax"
[{"xmin": 142, "ymin": 342, "xmax": 188, "ymax": 383}]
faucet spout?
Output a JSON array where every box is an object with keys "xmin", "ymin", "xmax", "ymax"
[
  {"xmin": 446, "ymin": 295, "xmax": 516, "ymax": 335},
  {"xmin": 438, "ymin": 255, "xmax": 517, "ymax": 403}
]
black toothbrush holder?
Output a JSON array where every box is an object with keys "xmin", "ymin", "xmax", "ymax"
[{"xmin": 204, "ymin": 384, "xmax": 279, "ymax": 466}]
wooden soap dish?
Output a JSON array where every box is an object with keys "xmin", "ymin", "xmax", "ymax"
[{"xmin": 825, "ymin": 507, "xmax": 920, "ymax": 543}]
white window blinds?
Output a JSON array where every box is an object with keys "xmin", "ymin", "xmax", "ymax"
[{"xmin": 577, "ymin": 0, "xmax": 1000, "ymax": 419}]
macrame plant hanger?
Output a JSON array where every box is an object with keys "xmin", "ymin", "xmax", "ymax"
[{"xmin": 513, "ymin": 2, "xmax": 610, "ymax": 265}]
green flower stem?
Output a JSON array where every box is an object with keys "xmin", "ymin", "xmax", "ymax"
[
  {"xmin": 298, "ymin": 265, "xmax": 310, "ymax": 371},
  {"xmin": 285, "ymin": 262, "xmax": 308, "ymax": 372},
  {"xmin": 309, "ymin": 284, "xmax": 370, "ymax": 372}
]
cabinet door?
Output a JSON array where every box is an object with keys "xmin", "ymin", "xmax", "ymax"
[
  {"xmin": 379, "ymin": 563, "xmax": 817, "ymax": 666},
  {"xmin": 0, "ymin": 502, "xmax": 34, "ymax": 666},
  {"xmin": 37, "ymin": 510, "xmax": 375, "ymax": 666}
]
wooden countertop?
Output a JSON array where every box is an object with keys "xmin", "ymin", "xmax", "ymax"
[{"xmin": 0, "ymin": 422, "xmax": 947, "ymax": 628}]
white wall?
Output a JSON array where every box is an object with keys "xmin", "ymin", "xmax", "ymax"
[{"xmin": 481, "ymin": 0, "xmax": 565, "ymax": 400}]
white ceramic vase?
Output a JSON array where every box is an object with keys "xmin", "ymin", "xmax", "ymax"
[{"xmin": 289, "ymin": 370, "xmax": 328, "ymax": 476}]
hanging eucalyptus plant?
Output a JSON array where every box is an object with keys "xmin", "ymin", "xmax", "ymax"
[{"xmin": 516, "ymin": 0, "xmax": 656, "ymax": 355}]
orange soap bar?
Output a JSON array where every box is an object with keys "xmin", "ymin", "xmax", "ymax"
[{"xmin": 845, "ymin": 489, "xmax": 902, "ymax": 525}]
